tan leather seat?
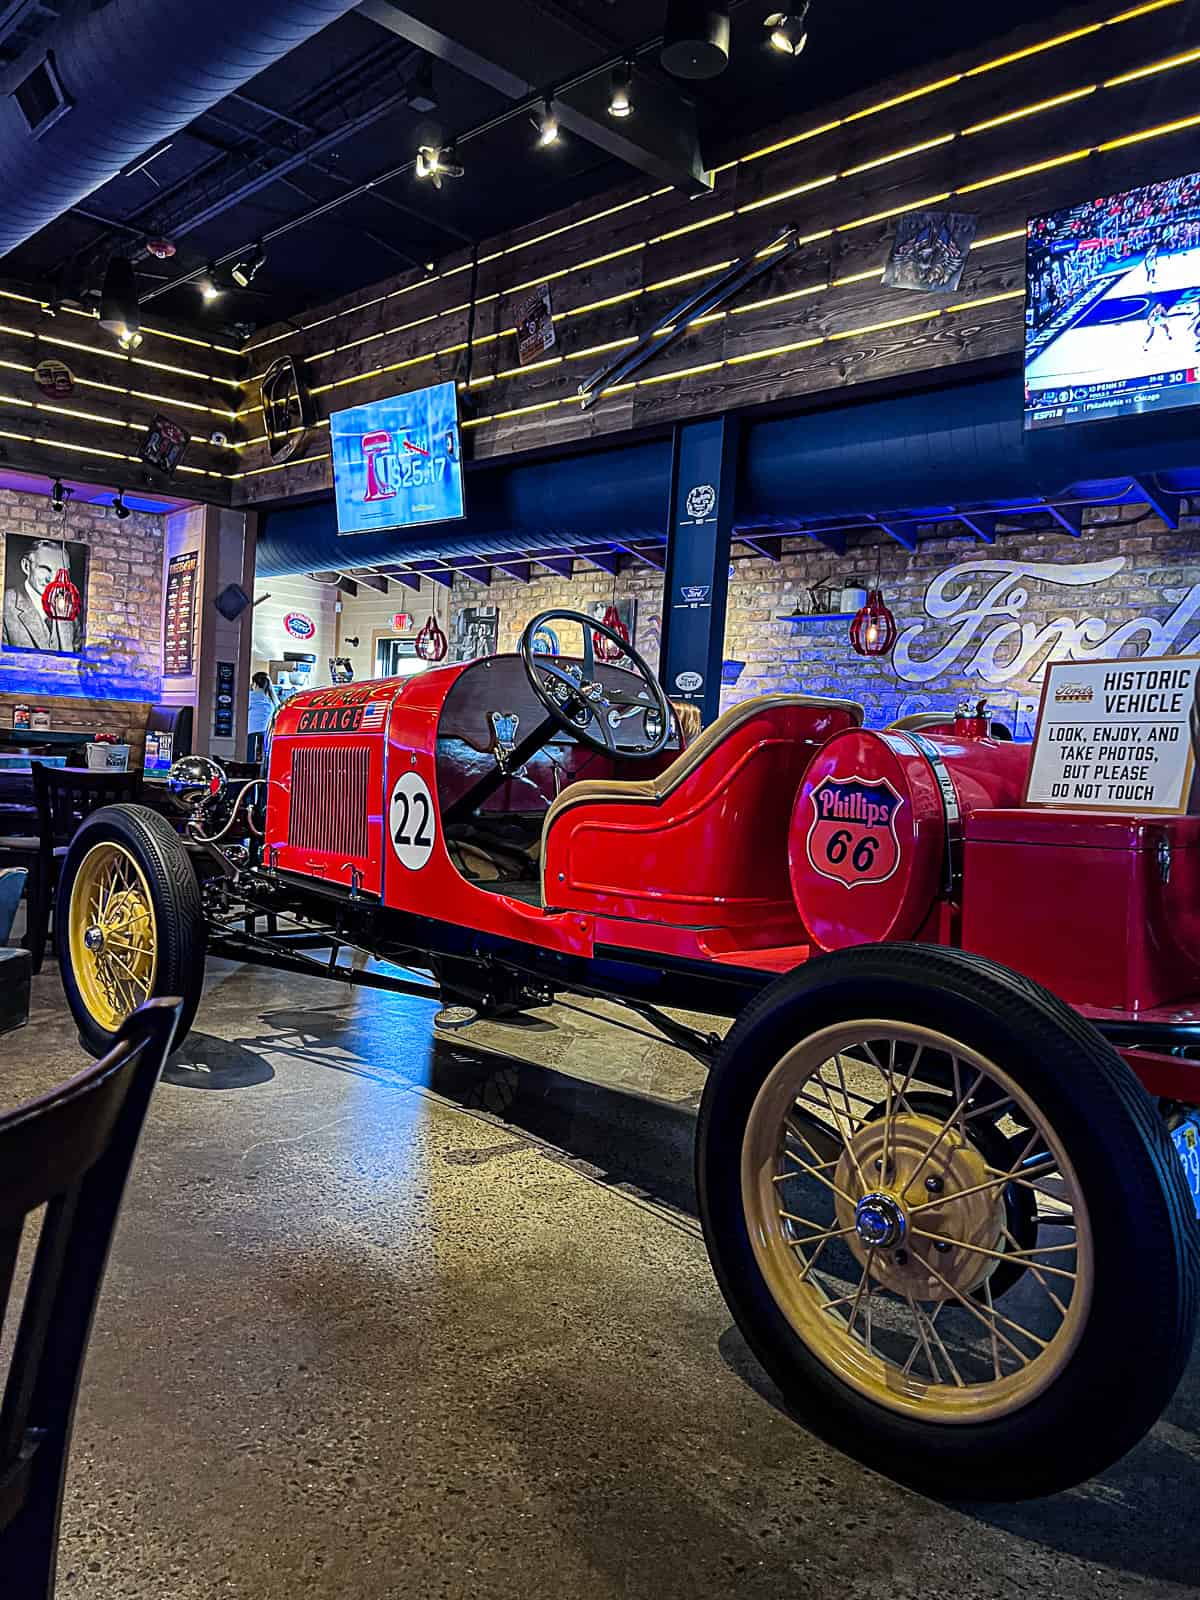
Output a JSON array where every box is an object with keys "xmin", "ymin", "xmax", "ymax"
[
  {"xmin": 541, "ymin": 692, "xmax": 864, "ymax": 883},
  {"xmin": 889, "ymin": 712, "xmax": 953, "ymax": 732},
  {"xmin": 890, "ymin": 711, "xmax": 1013, "ymax": 739}
]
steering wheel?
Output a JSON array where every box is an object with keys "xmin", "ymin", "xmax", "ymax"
[{"xmin": 518, "ymin": 608, "xmax": 673, "ymax": 758}]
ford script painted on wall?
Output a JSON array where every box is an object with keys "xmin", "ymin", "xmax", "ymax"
[{"xmin": 892, "ymin": 556, "xmax": 1200, "ymax": 685}]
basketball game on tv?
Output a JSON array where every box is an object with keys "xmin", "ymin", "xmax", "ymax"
[{"xmin": 1024, "ymin": 168, "xmax": 1200, "ymax": 429}]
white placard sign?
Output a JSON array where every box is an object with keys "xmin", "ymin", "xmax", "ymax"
[{"xmin": 1026, "ymin": 655, "xmax": 1200, "ymax": 814}]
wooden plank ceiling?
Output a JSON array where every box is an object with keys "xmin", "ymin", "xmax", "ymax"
[
  {"xmin": 0, "ymin": 289, "xmax": 240, "ymax": 501},
  {"xmin": 1, "ymin": 0, "xmax": 1196, "ymax": 508},
  {"xmin": 232, "ymin": 0, "xmax": 1200, "ymax": 505}
]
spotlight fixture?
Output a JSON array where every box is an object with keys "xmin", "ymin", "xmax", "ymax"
[
  {"xmin": 198, "ymin": 264, "xmax": 223, "ymax": 302},
  {"xmin": 231, "ymin": 242, "xmax": 266, "ymax": 288},
  {"xmin": 113, "ymin": 489, "xmax": 131, "ymax": 520},
  {"xmin": 404, "ymin": 55, "xmax": 438, "ymax": 114},
  {"xmin": 765, "ymin": 5, "xmax": 809, "ymax": 54},
  {"xmin": 415, "ymin": 144, "xmax": 463, "ymax": 189},
  {"xmin": 532, "ymin": 99, "xmax": 559, "ymax": 147},
  {"xmin": 608, "ymin": 61, "xmax": 633, "ymax": 118},
  {"xmin": 49, "ymin": 478, "xmax": 70, "ymax": 514},
  {"xmin": 98, "ymin": 255, "xmax": 142, "ymax": 350},
  {"xmin": 661, "ymin": 0, "xmax": 730, "ymax": 80}
]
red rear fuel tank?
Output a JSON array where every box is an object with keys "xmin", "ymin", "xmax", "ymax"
[{"xmin": 789, "ymin": 725, "xmax": 1030, "ymax": 951}]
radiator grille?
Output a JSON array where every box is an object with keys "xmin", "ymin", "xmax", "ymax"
[{"xmin": 288, "ymin": 745, "xmax": 370, "ymax": 859}]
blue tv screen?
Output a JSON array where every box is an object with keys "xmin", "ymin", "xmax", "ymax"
[
  {"xmin": 331, "ymin": 380, "xmax": 465, "ymax": 533},
  {"xmin": 1025, "ymin": 169, "xmax": 1200, "ymax": 429}
]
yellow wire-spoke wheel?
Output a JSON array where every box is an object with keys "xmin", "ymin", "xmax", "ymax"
[
  {"xmin": 68, "ymin": 840, "xmax": 159, "ymax": 1031},
  {"xmin": 741, "ymin": 1021, "xmax": 1092, "ymax": 1424}
]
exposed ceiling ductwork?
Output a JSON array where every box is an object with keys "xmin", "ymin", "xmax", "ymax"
[{"xmin": 0, "ymin": 0, "xmax": 364, "ymax": 261}]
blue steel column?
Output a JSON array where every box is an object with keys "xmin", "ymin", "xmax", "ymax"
[{"xmin": 659, "ymin": 416, "xmax": 740, "ymax": 728}]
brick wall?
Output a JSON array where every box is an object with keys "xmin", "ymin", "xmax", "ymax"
[
  {"xmin": 251, "ymin": 571, "xmax": 338, "ymax": 689},
  {"xmin": 445, "ymin": 504, "xmax": 1200, "ymax": 736},
  {"xmin": 0, "ymin": 486, "xmax": 163, "ymax": 704},
  {"xmin": 448, "ymin": 562, "xmax": 668, "ymax": 664}
]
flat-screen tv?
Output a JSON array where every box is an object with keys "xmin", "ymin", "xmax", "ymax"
[
  {"xmin": 1024, "ymin": 169, "xmax": 1200, "ymax": 429},
  {"xmin": 331, "ymin": 379, "xmax": 465, "ymax": 534}
]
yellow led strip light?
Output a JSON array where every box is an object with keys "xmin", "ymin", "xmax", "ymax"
[
  {"xmin": 236, "ymin": 0, "xmax": 1188, "ymax": 368},
  {"xmin": 0, "ymin": 391, "xmax": 225, "ymax": 447},
  {"xmin": 238, "ymin": 38, "xmax": 1200, "ymax": 410},
  {"xmin": 234, "ymin": 285, "xmax": 1026, "ymax": 476}
]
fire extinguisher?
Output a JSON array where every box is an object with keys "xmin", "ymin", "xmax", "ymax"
[{"xmin": 416, "ymin": 614, "xmax": 447, "ymax": 662}]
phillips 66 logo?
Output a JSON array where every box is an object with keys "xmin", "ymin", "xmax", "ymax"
[{"xmin": 806, "ymin": 775, "xmax": 903, "ymax": 888}]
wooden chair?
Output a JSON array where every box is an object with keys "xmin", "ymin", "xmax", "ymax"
[
  {"xmin": 0, "ymin": 765, "xmax": 143, "ymax": 975},
  {"xmin": 0, "ymin": 998, "xmax": 180, "ymax": 1599}
]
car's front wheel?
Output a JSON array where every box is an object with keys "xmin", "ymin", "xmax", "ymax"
[
  {"xmin": 57, "ymin": 803, "xmax": 206, "ymax": 1057},
  {"xmin": 697, "ymin": 944, "xmax": 1198, "ymax": 1499}
]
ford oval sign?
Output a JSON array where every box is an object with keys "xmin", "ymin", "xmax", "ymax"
[
  {"xmin": 675, "ymin": 670, "xmax": 703, "ymax": 693},
  {"xmin": 284, "ymin": 611, "xmax": 316, "ymax": 641}
]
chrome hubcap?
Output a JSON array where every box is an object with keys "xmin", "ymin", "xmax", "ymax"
[
  {"xmin": 83, "ymin": 924, "xmax": 105, "ymax": 953},
  {"xmin": 854, "ymin": 1191, "xmax": 906, "ymax": 1250}
]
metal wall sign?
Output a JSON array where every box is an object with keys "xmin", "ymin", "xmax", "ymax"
[
  {"xmin": 261, "ymin": 354, "xmax": 314, "ymax": 464},
  {"xmin": 141, "ymin": 413, "xmax": 189, "ymax": 475},
  {"xmin": 213, "ymin": 660, "xmax": 235, "ymax": 739},
  {"xmin": 34, "ymin": 358, "xmax": 74, "ymax": 398},
  {"xmin": 514, "ymin": 282, "xmax": 555, "ymax": 365},
  {"xmin": 659, "ymin": 416, "xmax": 740, "ymax": 727}
]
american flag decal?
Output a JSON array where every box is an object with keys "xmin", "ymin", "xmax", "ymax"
[{"xmin": 361, "ymin": 702, "xmax": 386, "ymax": 730}]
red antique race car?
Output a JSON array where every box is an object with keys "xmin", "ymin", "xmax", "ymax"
[{"xmin": 55, "ymin": 609, "xmax": 1200, "ymax": 1499}]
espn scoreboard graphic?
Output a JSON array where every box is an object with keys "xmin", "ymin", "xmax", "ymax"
[
  {"xmin": 332, "ymin": 380, "xmax": 465, "ymax": 534},
  {"xmin": 1025, "ymin": 169, "xmax": 1200, "ymax": 430}
]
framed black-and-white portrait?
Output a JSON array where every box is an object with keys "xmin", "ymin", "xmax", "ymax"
[{"xmin": 1, "ymin": 531, "xmax": 89, "ymax": 655}]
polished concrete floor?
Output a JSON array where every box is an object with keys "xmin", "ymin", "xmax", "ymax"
[{"xmin": 3, "ymin": 956, "xmax": 1199, "ymax": 1599}]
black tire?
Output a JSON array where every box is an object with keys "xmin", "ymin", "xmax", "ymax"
[
  {"xmin": 56, "ymin": 803, "xmax": 206, "ymax": 1057},
  {"xmin": 697, "ymin": 943, "xmax": 1199, "ymax": 1499}
]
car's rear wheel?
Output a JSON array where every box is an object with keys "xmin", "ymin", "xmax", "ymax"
[
  {"xmin": 58, "ymin": 804, "xmax": 205, "ymax": 1057},
  {"xmin": 697, "ymin": 944, "xmax": 1198, "ymax": 1499}
]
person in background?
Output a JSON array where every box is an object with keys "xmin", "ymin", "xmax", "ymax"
[{"xmin": 247, "ymin": 671, "xmax": 280, "ymax": 765}]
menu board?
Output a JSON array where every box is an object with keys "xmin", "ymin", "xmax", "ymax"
[
  {"xmin": 163, "ymin": 551, "xmax": 197, "ymax": 676},
  {"xmin": 1026, "ymin": 655, "xmax": 1200, "ymax": 814}
]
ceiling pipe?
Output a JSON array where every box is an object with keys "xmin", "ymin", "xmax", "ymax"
[{"xmin": 0, "ymin": 0, "xmax": 365, "ymax": 261}]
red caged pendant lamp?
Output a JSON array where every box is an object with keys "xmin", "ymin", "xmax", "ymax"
[
  {"xmin": 42, "ymin": 541, "xmax": 81, "ymax": 623},
  {"xmin": 849, "ymin": 587, "xmax": 896, "ymax": 657},
  {"xmin": 415, "ymin": 613, "xmax": 447, "ymax": 662}
]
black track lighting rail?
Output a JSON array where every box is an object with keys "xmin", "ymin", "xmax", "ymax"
[{"xmin": 141, "ymin": 2, "xmax": 757, "ymax": 307}]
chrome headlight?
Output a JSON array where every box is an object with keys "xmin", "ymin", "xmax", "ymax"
[{"xmin": 168, "ymin": 755, "xmax": 227, "ymax": 809}]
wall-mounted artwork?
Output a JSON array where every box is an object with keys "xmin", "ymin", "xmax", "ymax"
[
  {"xmin": 588, "ymin": 598, "xmax": 637, "ymax": 662},
  {"xmin": 884, "ymin": 211, "xmax": 977, "ymax": 292},
  {"xmin": 1, "ymin": 531, "xmax": 88, "ymax": 655},
  {"xmin": 453, "ymin": 604, "xmax": 499, "ymax": 662}
]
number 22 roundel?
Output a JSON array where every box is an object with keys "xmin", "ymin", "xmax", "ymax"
[
  {"xmin": 390, "ymin": 771, "xmax": 436, "ymax": 870},
  {"xmin": 805, "ymin": 774, "xmax": 903, "ymax": 889}
]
